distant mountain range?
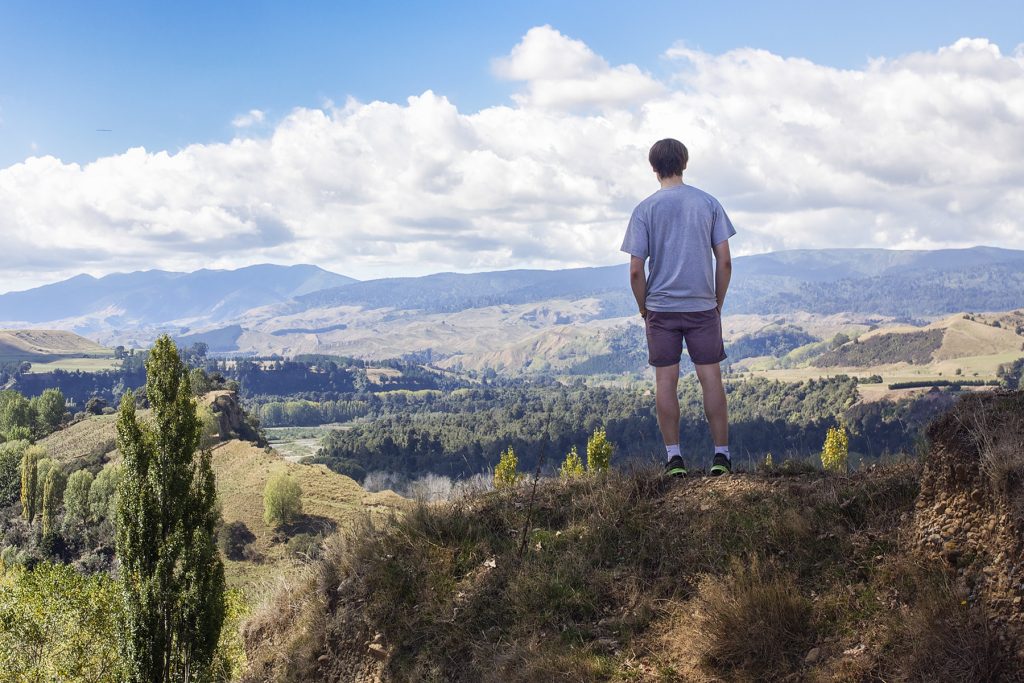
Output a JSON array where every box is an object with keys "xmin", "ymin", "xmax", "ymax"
[
  {"xmin": 1, "ymin": 247, "xmax": 1021, "ymax": 364},
  {"xmin": 0, "ymin": 264, "xmax": 355, "ymax": 326}
]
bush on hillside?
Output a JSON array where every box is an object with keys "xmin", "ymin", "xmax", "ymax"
[
  {"xmin": 559, "ymin": 446, "xmax": 584, "ymax": 479},
  {"xmin": 493, "ymin": 446, "xmax": 521, "ymax": 489},
  {"xmin": 263, "ymin": 472, "xmax": 303, "ymax": 528},
  {"xmin": 821, "ymin": 425, "xmax": 848, "ymax": 473},
  {"xmin": 586, "ymin": 427, "xmax": 612, "ymax": 473}
]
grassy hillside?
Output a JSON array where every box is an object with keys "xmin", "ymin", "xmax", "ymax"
[
  {"xmin": 37, "ymin": 413, "xmax": 119, "ymax": 466},
  {"xmin": 35, "ymin": 406, "xmax": 406, "ymax": 594},
  {"xmin": 210, "ymin": 439, "xmax": 406, "ymax": 591},
  {"xmin": 738, "ymin": 311, "xmax": 1024, "ymax": 398},
  {"xmin": 241, "ymin": 391, "xmax": 1024, "ymax": 682},
  {"xmin": 0, "ymin": 329, "xmax": 112, "ymax": 363}
]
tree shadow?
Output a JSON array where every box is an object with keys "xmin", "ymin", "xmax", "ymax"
[{"xmin": 275, "ymin": 513, "xmax": 338, "ymax": 539}]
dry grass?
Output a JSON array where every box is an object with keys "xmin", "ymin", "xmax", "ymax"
[
  {"xmin": 0, "ymin": 329, "xmax": 112, "ymax": 362},
  {"xmin": 37, "ymin": 414, "xmax": 120, "ymax": 467},
  {"xmin": 243, "ymin": 462, "xmax": 952, "ymax": 682},
  {"xmin": 896, "ymin": 579, "xmax": 1007, "ymax": 682},
  {"xmin": 211, "ymin": 440, "xmax": 406, "ymax": 593},
  {"xmin": 687, "ymin": 558, "xmax": 813, "ymax": 681}
]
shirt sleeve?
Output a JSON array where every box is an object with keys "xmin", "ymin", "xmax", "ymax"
[
  {"xmin": 620, "ymin": 207, "xmax": 649, "ymax": 259},
  {"xmin": 711, "ymin": 199, "xmax": 737, "ymax": 246}
]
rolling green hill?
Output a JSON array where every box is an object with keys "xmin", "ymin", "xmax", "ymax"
[{"xmin": 0, "ymin": 329, "xmax": 112, "ymax": 363}]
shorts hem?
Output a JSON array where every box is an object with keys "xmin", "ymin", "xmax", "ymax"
[{"xmin": 690, "ymin": 352, "xmax": 728, "ymax": 366}]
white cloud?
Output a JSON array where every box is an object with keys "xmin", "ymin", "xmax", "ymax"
[
  {"xmin": 231, "ymin": 109, "xmax": 265, "ymax": 128},
  {"xmin": 1, "ymin": 29, "xmax": 1023, "ymax": 293},
  {"xmin": 493, "ymin": 25, "xmax": 664, "ymax": 110}
]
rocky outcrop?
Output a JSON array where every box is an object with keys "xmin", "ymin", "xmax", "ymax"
[
  {"xmin": 204, "ymin": 390, "xmax": 246, "ymax": 441},
  {"xmin": 915, "ymin": 390, "xmax": 1024, "ymax": 660}
]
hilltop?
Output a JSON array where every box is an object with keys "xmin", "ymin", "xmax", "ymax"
[{"xmin": 241, "ymin": 391, "xmax": 1024, "ymax": 682}]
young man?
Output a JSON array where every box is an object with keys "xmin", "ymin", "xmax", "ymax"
[{"xmin": 620, "ymin": 138, "xmax": 735, "ymax": 477}]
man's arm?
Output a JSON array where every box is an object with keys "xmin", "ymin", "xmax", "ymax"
[
  {"xmin": 629, "ymin": 256, "xmax": 647, "ymax": 317},
  {"xmin": 713, "ymin": 239, "xmax": 732, "ymax": 311}
]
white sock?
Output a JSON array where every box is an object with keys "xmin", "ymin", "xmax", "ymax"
[
  {"xmin": 715, "ymin": 446, "xmax": 731, "ymax": 461},
  {"xmin": 666, "ymin": 444, "xmax": 681, "ymax": 461}
]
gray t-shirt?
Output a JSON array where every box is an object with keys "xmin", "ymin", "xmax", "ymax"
[{"xmin": 620, "ymin": 184, "xmax": 736, "ymax": 312}]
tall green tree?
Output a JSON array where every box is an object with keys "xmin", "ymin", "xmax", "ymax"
[
  {"xmin": 19, "ymin": 445, "xmax": 42, "ymax": 523},
  {"xmin": 1, "ymin": 390, "xmax": 35, "ymax": 441},
  {"xmin": 115, "ymin": 335, "xmax": 225, "ymax": 683},
  {"xmin": 41, "ymin": 466, "xmax": 66, "ymax": 538},
  {"xmin": 63, "ymin": 469, "xmax": 94, "ymax": 532},
  {"xmin": 32, "ymin": 388, "xmax": 67, "ymax": 435}
]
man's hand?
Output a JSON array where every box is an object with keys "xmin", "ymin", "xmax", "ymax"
[
  {"xmin": 712, "ymin": 240, "xmax": 732, "ymax": 315},
  {"xmin": 629, "ymin": 256, "xmax": 648, "ymax": 317}
]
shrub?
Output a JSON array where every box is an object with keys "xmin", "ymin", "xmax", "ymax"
[
  {"xmin": 586, "ymin": 428, "xmax": 612, "ymax": 473},
  {"xmin": 263, "ymin": 472, "xmax": 303, "ymax": 528},
  {"xmin": 559, "ymin": 446, "xmax": 584, "ymax": 479},
  {"xmin": 0, "ymin": 562, "xmax": 126, "ymax": 680},
  {"xmin": 493, "ymin": 446, "xmax": 521, "ymax": 490},
  {"xmin": 218, "ymin": 521, "xmax": 256, "ymax": 561},
  {"xmin": 821, "ymin": 425, "xmax": 848, "ymax": 473}
]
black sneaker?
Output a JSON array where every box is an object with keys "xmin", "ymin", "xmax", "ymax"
[
  {"xmin": 665, "ymin": 455, "xmax": 688, "ymax": 477},
  {"xmin": 710, "ymin": 453, "xmax": 732, "ymax": 477}
]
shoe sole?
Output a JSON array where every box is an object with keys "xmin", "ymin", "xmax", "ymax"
[
  {"xmin": 666, "ymin": 467, "xmax": 688, "ymax": 477},
  {"xmin": 709, "ymin": 465, "xmax": 730, "ymax": 476}
]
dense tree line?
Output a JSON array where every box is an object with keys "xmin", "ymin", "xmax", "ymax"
[
  {"xmin": 813, "ymin": 330, "xmax": 943, "ymax": 367},
  {"xmin": 0, "ymin": 388, "xmax": 69, "ymax": 442},
  {"xmin": 725, "ymin": 325, "xmax": 819, "ymax": 362},
  {"xmin": 313, "ymin": 375, "xmax": 950, "ymax": 480}
]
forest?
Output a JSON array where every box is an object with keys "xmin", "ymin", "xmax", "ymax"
[{"xmin": 312, "ymin": 376, "xmax": 957, "ymax": 480}]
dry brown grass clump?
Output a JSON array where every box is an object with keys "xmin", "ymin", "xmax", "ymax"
[
  {"xmin": 689, "ymin": 557, "xmax": 813, "ymax": 681},
  {"xmin": 897, "ymin": 581, "xmax": 1007, "ymax": 682}
]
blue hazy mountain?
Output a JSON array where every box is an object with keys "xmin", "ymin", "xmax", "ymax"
[
  {"xmin": 2, "ymin": 247, "xmax": 1022, "ymax": 330},
  {"xmin": 294, "ymin": 246, "xmax": 1024, "ymax": 318},
  {"xmin": 0, "ymin": 264, "xmax": 356, "ymax": 324}
]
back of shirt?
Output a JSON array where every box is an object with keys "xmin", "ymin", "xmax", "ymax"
[{"xmin": 620, "ymin": 184, "xmax": 736, "ymax": 312}]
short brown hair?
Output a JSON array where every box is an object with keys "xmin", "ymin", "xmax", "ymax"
[{"xmin": 649, "ymin": 139, "xmax": 688, "ymax": 178}]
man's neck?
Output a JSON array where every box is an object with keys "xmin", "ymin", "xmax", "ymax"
[{"xmin": 659, "ymin": 175, "xmax": 684, "ymax": 189}]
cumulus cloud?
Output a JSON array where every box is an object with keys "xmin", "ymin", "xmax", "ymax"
[
  {"xmin": 231, "ymin": 109, "xmax": 265, "ymax": 128},
  {"xmin": 1, "ymin": 29, "xmax": 1023, "ymax": 293},
  {"xmin": 492, "ymin": 25, "xmax": 664, "ymax": 110}
]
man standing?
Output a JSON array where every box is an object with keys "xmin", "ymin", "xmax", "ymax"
[{"xmin": 620, "ymin": 138, "xmax": 735, "ymax": 477}]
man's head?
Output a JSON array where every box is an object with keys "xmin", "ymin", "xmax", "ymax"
[{"xmin": 649, "ymin": 138, "xmax": 688, "ymax": 179}]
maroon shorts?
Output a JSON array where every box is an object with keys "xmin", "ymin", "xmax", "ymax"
[{"xmin": 645, "ymin": 308, "xmax": 727, "ymax": 367}]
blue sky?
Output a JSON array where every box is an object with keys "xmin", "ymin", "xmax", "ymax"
[
  {"xmin": 2, "ymin": 0, "xmax": 1022, "ymax": 167},
  {"xmin": 0, "ymin": 1, "xmax": 1023, "ymax": 293}
]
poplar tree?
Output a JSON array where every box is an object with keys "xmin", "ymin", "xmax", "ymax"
[
  {"xmin": 20, "ymin": 444, "xmax": 41, "ymax": 523},
  {"xmin": 116, "ymin": 335, "xmax": 225, "ymax": 683},
  {"xmin": 41, "ymin": 466, "xmax": 66, "ymax": 537}
]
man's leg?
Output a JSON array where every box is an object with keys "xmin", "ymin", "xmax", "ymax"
[
  {"xmin": 694, "ymin": 362, "xmax": 729, "ymax": 447},
  {"xmin": 655, "ymin": 363, "xmax": 681, "ymax": 447}
]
